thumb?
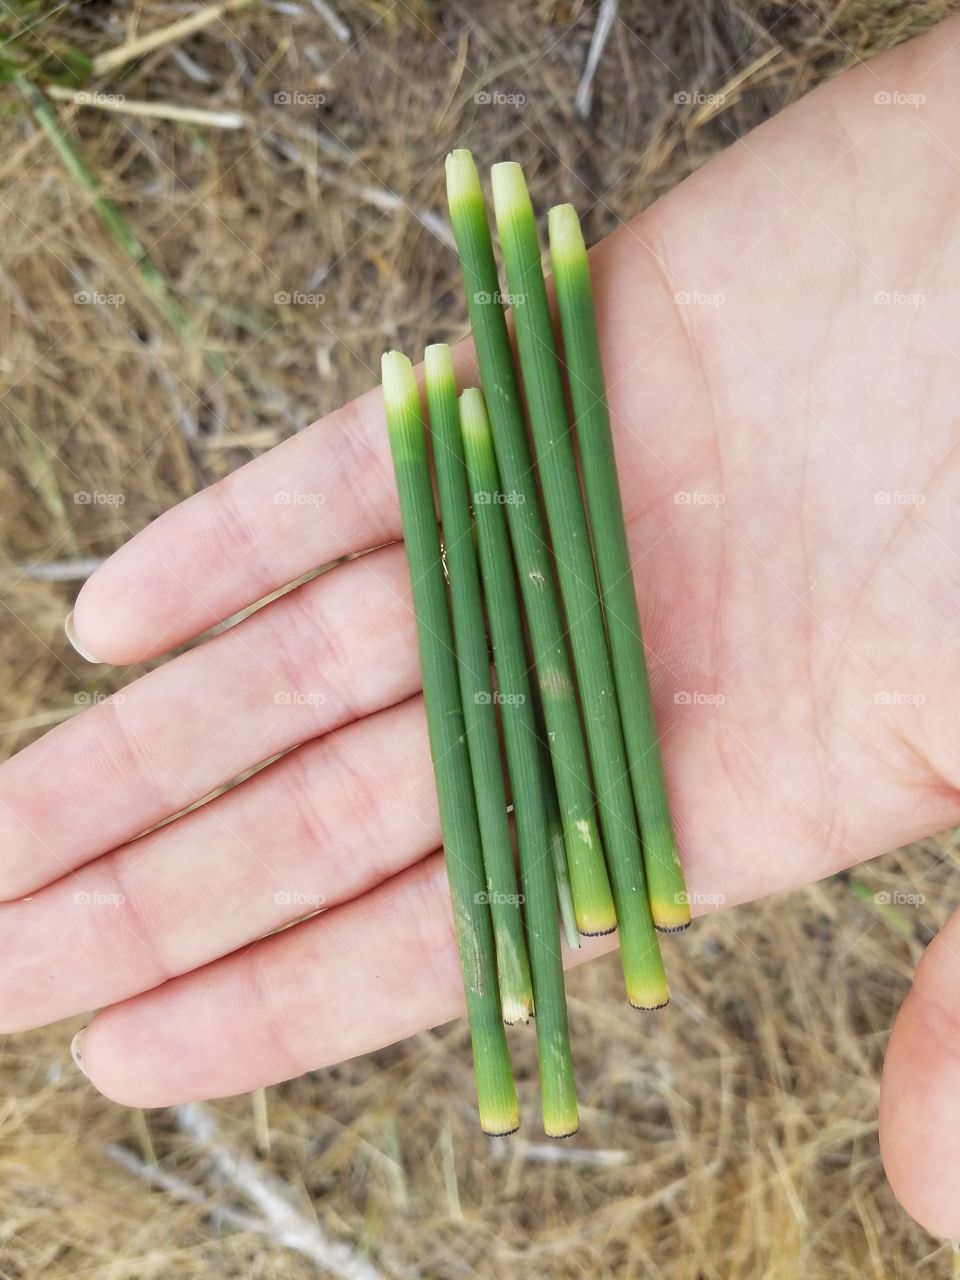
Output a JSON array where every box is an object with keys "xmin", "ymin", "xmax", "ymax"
[{"xmin": 880, "ymin": 904, "xmax": 960, "ymax": 1240}]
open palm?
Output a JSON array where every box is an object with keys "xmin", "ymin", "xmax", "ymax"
[{"xmin": 6, "ymin": 17, "xmax": 960, "ymax": 1239}]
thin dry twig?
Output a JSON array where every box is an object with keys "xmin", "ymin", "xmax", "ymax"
[
  {"xmin": 5, "ymin": 557, "xmax": 104, "ymax": 582},
  {"xmin": 488, "ymin": 1138, "xmax": 629, "ymax": 1168},
  {"xmin": 574, "ymin": 0, "xmax": 618, "ymax": 118},
  {"xmin": 46, "ymin": 86, "xmax": 246, "ymax": 130},
  {"xmin": 175, "ymin": 1103, "xmax": 385, "ymax": 1280},
  {"xmin": 311, "ymin": 0, "xmax": 352, "ymax": 43},
  {"xmin": 92, "ymin": 1, "xmax": 253, "ymax": 77}
]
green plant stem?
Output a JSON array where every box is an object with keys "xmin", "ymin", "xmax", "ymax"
[
  {"xmin": 424, "ymin": 343, "xmax": 534, "ymax": 1024},
  {"xmin": 490, "ymin": 162, "xmax": 667, "ymax": 1009},
  {"xmin": 445, "ymin": 148, "xmax": 616, "ymax": 939},
  {"xmin": 537, "ymin": 721, "xmax": 581, "ymax": 951},
  {"xmin": 548, "ymin": 204, "xmax": 690, "ymax": 931},
  {"xmin": 461, "ymin": 386, "xmax": 578, "ymax": 1138},
  {"xmin": 382, "ymin": 351, "xmax": 518, "ymax": 1136}
]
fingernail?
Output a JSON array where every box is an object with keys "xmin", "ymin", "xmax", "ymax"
[
  {"xmin": 71, "ymin": 1026, "xmax": 89, "ymax": 1077},
  {"xmin": 65, "ymin": 611, "xmax": 103, "ymax": 664}
]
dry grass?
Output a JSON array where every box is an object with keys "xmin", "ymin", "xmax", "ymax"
[{"xmin": 2, "ymin": 1, "xmax": 960, "ymax": 1276}]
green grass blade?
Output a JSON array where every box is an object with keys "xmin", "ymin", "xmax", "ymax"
[
  {"xmin": 16, "ymin": 76, "xmax": 227, "ymax": 379},
  {"xmin": 490, "ymin": 162, "xmax": 667, "ymax": 1009},
  {"xmin": 445, "ymin": 148, "xmax": 615, "ymax": 939},
  {"xmin": 381, "ymin": 351, "xmax": 518, "ymax": 1136},
  {"xmin": 424, "ymin": 343, "xmax": 534, "ymax": 1025},
  {"xmin": 548, "ymin": 204, "xmax": 690, "ymax": 931},
  {"xmin": 461, "ymin": 386, "xmax": 578, "ymax": 1138}
]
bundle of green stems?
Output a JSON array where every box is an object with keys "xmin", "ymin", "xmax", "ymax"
[{"xmin": 379, "ymin": 152, "xmax": 689, "ymax": 1135}]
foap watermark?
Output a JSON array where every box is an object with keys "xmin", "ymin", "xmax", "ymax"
[
  {"xmin": 674, "ymin": 690, "xmax": 726, "ymax": 707},
  {"xmin": 874, "ymin": 690, "xmax": 926, "ymax": 707},
  {"xmin": 674, "ymin": 289, "xmax": 725, "ymax": 308},
  {"xmin": 74, "ymin": 691, "xmax": 125, "ymax": 707},
  {"xmin": 674, "ymin": 90, "xmax": 726, "ymax": 107},
  {"xmin": 274, "ymin": 90, "xmax": 327, "ymax": 106},
  {"xmin": 274, "ymin": 690, "xmax": 326, "ymax": 707},
  {"xmin": 274, "ymin": 490, "xmax": 327, "ymax": 507},
  {"xmin": 874, "ymin": 290, "xmax": 924, "ymax": 307},
  {"xmin": 474, "ymin": 89, "xmax": 525, "ymax": 108},
  {"xmin": 675, "ymin": 889, "xmax": 726, "ymax": 908},
  {"xmin": 75, "ymin": 91, "xmax": 126, "ymax": 106},
  {"xmin": 74, "ymin": 490, "xmax": 126, "ymax": 506},
  {"xmin": 674, "ymin": 490, "xmax": 725, "ymax": 506},
  {"xmin": 474, "ymin": 690, "xmax": 526, "ymax": 706},
  {"xmin": 874, "ymin": 90, "xmax": 926, "ymax": 107},
  {"xmin": 274, "ymin": 291, "xmax": 326, "ymax": 306},
  {"xmin": 74, "ymin": 291, "xmax": 125, "ymax": 307},
  {"xmin": 274, "ymin": 889, "xmax": 327, "ymax": 907},
  {"xmin": 874, "ymin": 490, "xmax": 925, "ymax": 506},
  {"xmin": 473, "ymin": 489, "xmax": 525, "ymax": 506},
  {"xmin": 475, "ymin": 890, "xmax": 524, "ymax": 905},
  {"xmin": 74, "ymin": 890, "xmax": 125, "ymax": 906},
  {"xmin": 474, "ymin": 289, "xmax": 525, "ymax": 306},
  {"xmin": 874, "ymin": 889, "xmax": 925, "ymax": 906}
]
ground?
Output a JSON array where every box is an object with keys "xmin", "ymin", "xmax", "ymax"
[{"xmin": 1, "ymin": 2, "xmax": 958, "ymax": 1276}]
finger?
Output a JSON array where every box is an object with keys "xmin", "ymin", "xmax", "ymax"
[
  {"xmin": 72, "ymin": 218, "xmax": 664, "ymax": 670},
  {"xmin": 70, "ymin": 385, "xmax": 401, "ymax": 664},
  {"xmin": 71, "ymin": 341, "xmax": 471, "ymax": 665},
  {"xmin": 76, "ymin": 853, "xmax": 619, "ymax": 1107},
  {"xmin": 880, "ymin": 906, "xmax": 960, "ymax": 1239},
  {"xmin": 0, "ymin": 697, "xmax": 438, "ymax": 1032},
  {"xmin": 0, "ymin": 543, "xmax": 418, "ymax": 899}
]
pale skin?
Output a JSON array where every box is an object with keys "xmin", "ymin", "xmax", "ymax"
[{"xmin": 5, "ymin": 15, "xmax": 960, "ymax": 1241}]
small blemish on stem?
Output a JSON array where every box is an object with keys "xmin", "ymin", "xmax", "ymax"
[{"xmin": 540, "ymin": 667, "xmax": 569, "ymax": 696}]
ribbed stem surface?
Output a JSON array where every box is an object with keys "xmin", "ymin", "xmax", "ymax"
[
  {"xmin": 446, "ymin": 149, "xmax": 615, "ymax": 938},
  {"xmin": 549, "ymin": 204, "xmax": 689, "ymax": 931},
  {"xmin": 537, "ymin": 720, "xmax": 581, "ymax": 951},
  {"xmin": 461, "ymin": 386, "xmax": 578, "ymax": 1137},
  {"xmin": 490, "ymin": 163, "xmax": 667, "ymax": 1008},
  {"xmin": 425, "ymin": 343, "xmax": 534, "ymax": 1022},
  {"xmin": 382, "ymin": 351, "xmax": 518, "ymax": 1134}
]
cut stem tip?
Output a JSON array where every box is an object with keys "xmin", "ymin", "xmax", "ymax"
[
  {"xmin": 423, "ymin": 342, "xmax": 456, "ymax": 388},
  {"xmin": 546, "ymin": 203, "xmax": 586, "ymax": 262},
  {"xmin": 445, "ymin": 149, "xmax": 483, "ymax": 207},
  {"xmin": 490, "ymin": 160, "xmax": 533, "ymax": 220},
  {"xmin": 380, "ymin": 350, "xmax": 417, "ymax": 411}
]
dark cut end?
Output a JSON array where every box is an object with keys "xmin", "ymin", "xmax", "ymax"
[
  {"xmin": 655, "ymin": 920, "xmax": 693, "ymax": 934},
  {"xmin": 547, "ymin": 1127, "xmax": 580, "ymax": 1141}
]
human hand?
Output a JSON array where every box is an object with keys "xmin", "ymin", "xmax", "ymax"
[{"xmin": 5, "ymin": 15, "xmax": 960, "ymax": 1240}]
